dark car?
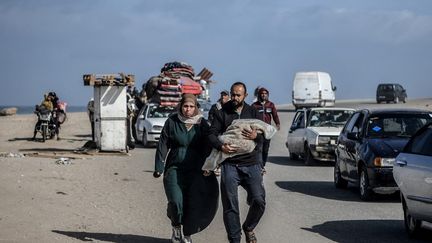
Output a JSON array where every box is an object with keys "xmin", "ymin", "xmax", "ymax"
[
  {"xmin": 393, "ymin": 122, "xmax": 432, "ymax": 236},
  {"xmin": 376, "ymin": 83, "xmax": 407, "ymax": 104},
  {"xmin": 334, "ymin": 108, "xmax": 432, "ymax": 201}
]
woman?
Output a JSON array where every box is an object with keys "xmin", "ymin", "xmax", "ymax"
[{"xmin": 153, "ymin": 94, "xmax": 218, "ymax": 243}]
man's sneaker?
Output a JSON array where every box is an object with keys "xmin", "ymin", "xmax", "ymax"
[
  {"xmin": 171, "ymin": 226, "xmax": 182, "ymax": 243},
  {"xmin": 182, "ymin": 235, "xmax": 192, "ymax": 243}
]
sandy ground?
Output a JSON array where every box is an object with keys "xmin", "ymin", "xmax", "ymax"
[{"xmin": 0, "ymin": 98, "xmax": 431, "ymax": 243}]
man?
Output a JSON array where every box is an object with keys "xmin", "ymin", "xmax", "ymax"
[
  {"xmin": 252, "ymin": 87, "xmax": 280, "ymax": 168},
  {"xmin": 32, "ymin": 94, "xmax": 54, "ymax": 141},
  {"xmin": 208, "ymin": 82, "xmax": 265, "ymax": 243},
  {"xmin": 87, "ymin": 98, "xmax": 95, "ymax": 141},
  {"xmin": 208, "ymin": 89, "xmax": 229, "ymax": 124},
  {"xmin": 48, "ymin": 92, "xmax": 61, "ymax": 140}
]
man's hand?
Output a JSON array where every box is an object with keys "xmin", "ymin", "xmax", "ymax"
[
  {"xmin": 222, "ymin": 143, "xmax": 238, "ymax": 154},
  {"xmin": 242, "ymin": 128, "xmax": 257, "ymax": 140}
]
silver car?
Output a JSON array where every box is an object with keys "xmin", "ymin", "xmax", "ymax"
[
  {"xmin": 134, "ymin": 103, "xmax": 176, "ymax": 147},
  {"xmin": 393, "ymin": 122, "xmax": 432, "ymax": 236},
  {"xmin": 286, "ymin": 107, "xmax": 355, "ymax": 165}
]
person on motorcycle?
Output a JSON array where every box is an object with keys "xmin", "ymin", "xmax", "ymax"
[
  {"xmin": 32, "ymin": 94, "xmax": 54, "ymax": 140},
  {"xmin": 48, "ymin": 91, "xmax": 62, "ymax": 140}
]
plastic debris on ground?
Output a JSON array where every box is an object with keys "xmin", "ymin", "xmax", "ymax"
[
  {"xmin": 0, "ymin": 152, "xmax": 25, "ymax": 158},
  {"xmin": 55, "ymin": 157, "xmax": 72, "ymax": 165}
]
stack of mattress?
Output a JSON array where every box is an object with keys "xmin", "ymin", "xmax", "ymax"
[{"xmin": 147, "ymin": 62, "xmax": 203, "ymax": 107}]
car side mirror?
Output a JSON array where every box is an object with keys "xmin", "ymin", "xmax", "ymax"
[
  {"xmin": 290, "ymin": 125, "xmax": 297, "ymax": 132},
  {"xmin": 139, "ymin": 114, "xmax": 144, "ymax": 119},
  {"xmin": 347, "ymin": 132, "xmax": 359, "ymax": 140},
  {"xmin": 332, "ymin": 86, "xmax": 337, "ymax": 91}
]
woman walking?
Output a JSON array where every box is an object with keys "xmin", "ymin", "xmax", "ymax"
[{"xmin": 153, "ymin": 94, "xmax": 218, "ymax": 243}]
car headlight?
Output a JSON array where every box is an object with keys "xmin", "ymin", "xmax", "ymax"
[
  {"xmin": 373, "ymin": 157, "xmax": 395, "ymax": 167},
  {"xmin": 318, "ymin": 136, "xmax": 331, "ymax": 144},
  {"xmin": 152, "ymin": 125, "xmax": 163, "ymax": 131}
]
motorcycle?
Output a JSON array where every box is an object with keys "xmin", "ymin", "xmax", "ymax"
[{"xmin": 35, "ymin": 109, "xmax": 57, "ymax": 142}]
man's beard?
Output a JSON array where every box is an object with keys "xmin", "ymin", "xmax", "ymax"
[{"xmin": 232, "ymin": 99, "xmax": 244, "ymax": 108}]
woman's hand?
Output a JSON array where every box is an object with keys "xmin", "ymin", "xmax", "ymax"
[
  {"xmin": 153, "ymin": 171, "xmax": 161, "ymax": 178},
  {"xmin": 203, "ymin": 170, "xmax": 212, "ymax": 177}
]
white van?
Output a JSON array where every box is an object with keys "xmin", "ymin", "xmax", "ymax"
[{"xmin": 292, "ymin": 71, "xmax": 336, "ymax": 109}]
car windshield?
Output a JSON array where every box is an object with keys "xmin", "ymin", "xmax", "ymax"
[
  {"xmin": 147, "ymin": 105, "xmax": 175, "ymax": 118},
  {"xmin": 378, "ymin": 85, "xmax": 394, "ymax": 91},
  {"xmin": 366, "ymin": 113, "xmax": 432, "ymax": 138},
  {"xmin": 308, "ymin": 110, "xmax": 354, "ymax": 127}
]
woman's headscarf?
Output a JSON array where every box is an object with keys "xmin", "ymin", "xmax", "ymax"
[{"xmin": 177, "ymin": 94, "xmax": 203, "ymax": 124}]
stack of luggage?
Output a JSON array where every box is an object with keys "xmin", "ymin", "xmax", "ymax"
[{"xmin": 146, "ymin": 62, "xmax": 203, "ymax": 107}]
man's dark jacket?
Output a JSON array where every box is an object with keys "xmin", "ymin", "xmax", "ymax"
[{"xmin": 208, "ymin": 100, "xmax": 263, "ymax": 166}]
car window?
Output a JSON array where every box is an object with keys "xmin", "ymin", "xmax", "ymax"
[
  {"xmin": 378, "ymin": 85, "xmax": 394, "ymax": 91},
  {"xmin": 147, "ymin": 105, "xmax": 175, "ymax": 118},
  {"xmin": 366, "ymin": 114, "xmax": 432, "ymax": 138},
  {"xmin": 404, "ymin": 125, "xmax": 432, "ymax": 156},
  {"xmin": 342, "ymin": 112, "xmax": 359, "ymax": 134},
  {"xmin": 308, "ymin": 110, "xmax": 354, "ymax": 127},
  {"xmin": 351, "ymin": 113, "xmax": 365, "ymax": 134},
  {"xmin": 292, "ymin": 111, "xmax": 305, "ymax": 128}
]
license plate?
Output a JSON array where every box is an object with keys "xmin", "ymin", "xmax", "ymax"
[{"xmin": 330, "ymin": 140, "xmax": 336, "ymax": 145}]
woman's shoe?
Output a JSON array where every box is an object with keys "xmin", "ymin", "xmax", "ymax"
[
  {"xmin": 182, "ymin": 235, "xmax": 192, "ymax": 243},
  {"xmin": 171, "ymin": 226, "xmax": 182, "ymax": 243}
]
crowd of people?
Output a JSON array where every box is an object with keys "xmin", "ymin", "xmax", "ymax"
[{"xmin": 154, "ymin": 82, "xmax": 280, "ymax": 243}]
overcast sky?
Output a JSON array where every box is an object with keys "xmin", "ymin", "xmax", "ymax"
[{"xmin": 1, "ymin": 0, "xmax": 431, "ymax": 106}]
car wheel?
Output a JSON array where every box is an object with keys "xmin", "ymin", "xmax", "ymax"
[
  {"xmin": 142, "ymin": 129, "xmax": 148, "ymax": 147},
  {"xmin": 304, "ymin": 144, "xmax": 315, "ymax": 166},
  {"xmin": 334, "ymin": 157, "xmax": 348, "ymax": 189},
  {"xmin": 394, "ymin": 96, "xmax": 399, "ymax": 103},
  {"xmin": 403, "ymin": 198, "xmax": 422, "ymax": 237},
  {"xmin": 290, "ymin": 152, "xmax": 299, "ymax": 160},
  {"xmin": 403, "ymin": 97, "xmax": 407, "ymax": 103},
  {"xmin": 359, "ymin": 166, "xmax": 373, "ymax": 201}
]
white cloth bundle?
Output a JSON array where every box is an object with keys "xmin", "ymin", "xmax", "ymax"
[{"xmin": 202, "ymin": 119, "xmax": 277, "ymax": 171}]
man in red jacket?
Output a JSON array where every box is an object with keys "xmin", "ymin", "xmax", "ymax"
[{"xmin": 252, "ymin": 87, "xmax": 280, "ymax": 169}]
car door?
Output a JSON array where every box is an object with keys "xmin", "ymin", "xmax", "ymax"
[
  {"xmin": 135, "ymin": 105, "xmax": 147, "ymax": 141},
  {"xmin": 395, "ymin": 124, "xmax": 432, "ymax": 220},
  {"xmin": 346, "ymin": 112, "xmax": 366, "ymax": 180},
  {"xmin": 337, "ymin": 112, "xmax": 360, "ymax": 178},
  {"xmin": 287, "ymin": 109, "xmax": 307, "ymax": 154}
]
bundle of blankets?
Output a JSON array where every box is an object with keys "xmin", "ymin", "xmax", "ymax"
[
  {"xmin": 145, "ymin": 61, "xmax": 202, "ymax": 107},
  {"xmin": 202, "ymin": 119, "xmax": 277, "ymax": 171}
]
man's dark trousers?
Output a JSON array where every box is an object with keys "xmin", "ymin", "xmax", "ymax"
[
  {"xmin": 261, "ymin": 138, "xmax": 271, "ymax": 166},
  {"xmin": 220, "ymin": 163, "xmax": 266, "ymax": 243}
]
